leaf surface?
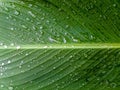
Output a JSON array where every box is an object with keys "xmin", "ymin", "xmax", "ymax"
[{"xmin": 0, "ymin": 0, "xmax": 120, "ymax": 90}]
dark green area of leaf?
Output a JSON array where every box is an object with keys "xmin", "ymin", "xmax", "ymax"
[
  {"xmin": 0, "ymin": 0, "xmax": 120, "ymax": 45},
  {"xmin": 0, "ymin": 49, "xmax": 120, "ymax": 90}
]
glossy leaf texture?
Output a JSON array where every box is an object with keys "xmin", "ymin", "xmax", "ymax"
[
  {"xmin": 0, "ymin": 0, "xmax": 120, "ymax": 45},
  {"xmin": 0, "ymin": 49, "xmax": 120, "ymax": 90},
  {"xmin": 0, "ymin": 0, "xmax": 120, "ymax": 90}
]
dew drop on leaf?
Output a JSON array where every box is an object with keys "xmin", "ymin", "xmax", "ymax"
[
  {"xmin": 72, "ymin": 37, "xmax": 78, "ymax": 42},
  {"xmin": 25, "ymin": 53, "xmax": 28, "ymax": 56},
  {"xmin": 4, "ymin": 7, "xmax": 9, "ymax": 11},
  {"xmin": 46, "ymin": 20, "xmax": 50, "ymax": 24},
  {"xmin": 28, "ymin": 11, "xmax": 36, "ymax": 18},
  {"xmin": 0, "ymin": 42, "xmax": 3, "ymax": 46},
  {"xmin": 8, "ymin": 86, "xmax": 13, "ymax": 90},
  {"xmin": 10, "ymin": 43, "xmax": 14, "ymax": 46},
  {"xmin": 26, "ymin": 17, "xmax": 30, "ymax": 21},
  {"xmin": 113, "ymin": 4, "xmax": 117, "ymax": 7},
  {"xmin": 43, "ymin": 46, "xmax": 48, "ymax": 48},
  {"xmin": 110, "ymin": 82, "xmax": 117, "ymax": 88},
  {"xmin": 27, "ymin": 65, "xmax": 30, "ymax": 67},
  {"xmin": 41, "ymin": 17, "xmax": 44, "ymax": 20},
  {"xmin": 39, "ymin": 26, "xmax": 43, "ymax": 29},
  {"xmin": 82, "ymin": 83, "xmax": 85, "ymax": 86},
  {"xmin": 0, "ymin": 85, "xmax": 4, "ymax": 88},
  {"xmin": 8, "ymin": 60, "xmax": 11, "ymax": 64},
  {"xmin": 48, "ymin": 37, "xmax": 58, "ymax": 43},
  {"xmin": 97, "ymin": 78, "xmax": 100, "ymax": 81},
  {"xmin": 63, "ymin": 38, "xmax": 67, "ymax": 43},
  {"xmin": 53, "ymin": 67, "xmax": 56, "ymax": 69},
  {"xmin": 4, "ymin": 45, "xmax": 7, "ymax": 48},
  {"xmin": 16, "ymin": 46, "xmax": 21, "ymax": 49},
  {"xmin": 19, "ymin": 65, "xmax": 22, "ymax": 68},
  {"xmin": 89, "ymin": 35, "xmax": 95, "ymax": 40},
  {"xmin": 21, "ymin": 25, "xmax": 27, "ymax": 29},
  {"xmin": 99, "ymin": 14, "xmax": 102, "ymax": 18},
  {"xmin": 0, "ymin": 73, "xmax": 3, "ymax": 76},
  {"xmin": 20, "ymin": 60, "xmax": 24, "ymax": 65},
  {"xmin": 28, "ymin": 4, "xmax": 33, "ymax": 7},
  {"xmin": 32, "ymin": 26, "xmax": 36, "ymax": 30},
  {"xmin": 66, "ymin": 16, "xmax": 69, "ymax": 19},
  {"xmin": 70, "ymin": 55, "xmax": 73, "ymax": 58},
  {"xmin": 65, "ymin": 25, "xmax": 69, "ymax": 29},
  {"xmin": 14, "ymin": 10, "xmax": 20, "ymax": 15},
  {"xmin": 10, "ymin": 28, "xmax": 14, "ymax": 30}
]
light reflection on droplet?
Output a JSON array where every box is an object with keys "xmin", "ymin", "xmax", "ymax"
[
  {"xmin": 16, "ymin": 46, "xmax": 21, "ymax": 49},
  {"xmin": 4, "ymin": 45, "xmax": 7, "ymax": 48},
  {"xmin": 14, "ymin": 10, "xmax": 20, "ymax": 15},
  {"xmin": 8, "ymin": 60, "xmax": 11, "ymax": 64},
  {"xmin": 0, "ymin": 85, "xmax": 4, "ymax": 88},
  {"xmin": 8, "ymin": 86, "xmax": 13, "ymax": 90}
]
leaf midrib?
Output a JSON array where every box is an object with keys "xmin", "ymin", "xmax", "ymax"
[{"xmin": 0, "ymin": 43, "xmax": 120, "ymax": 49}]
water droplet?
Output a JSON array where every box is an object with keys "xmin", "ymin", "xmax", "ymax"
[
  {"xmin": 0, "ymin": 73, "xmax": 3, "ymax": 76},
  {"xmin": 25, "ymin": 53, "xmax": 28, "ymax": 56},
  {"xmin": 27, "ymin": 65, "xmax": 30, "ymax": 67},
  {"xmin": 14, "ymin": 10, "xmax": 20, "ymax": 15},
  {"xmin": 2, "ymin": 62, "xmax": 4, "ymax": 66},
  {"xmin": 70, "ymin": 55, "xmax": 73, "ymax": 58},
  {"xmin": 113, "ymin": 4, "xmax": 117, "ymax": 7},
  {"xmin": 102, "ymin": 70, "xmax": 106, "ymax": 74},
  {"xmin": 97, "ymin": 78, "xmax": 100, "ymax": 81},
  {"xmin": 8, "ymin": 60, "xmax": 11, "ymax": 64},
  {"xmin": 16, "ymin": 46, "xmax": 20, "ymax": 49},
  {"xmin": 36, "ymin": 22, "xmax": 41, "ymax": 25},
  {"xmin": 99, "ymin": 15, "xmax": 102, "ymax": 18},
  {"xmin": 0, "ymin": 85, "xmax": 4, "ymax": 88},
  {"xmin": 41, "ymin": 17, "xmax": 44, "ymax": 20},
  {"xmin": 32, "ymin": 26, "xmax": 36, "ymax": 30},
  {"xmin": 90, "ymin": 35, "xmax": 93, "ymax": 39},
  {"xmin": 65, "ymin": 25, "xmax": 69, "ymax": 29},
  {"xmin": 66, "ymin": 16, "xmax": 69, "ymax": 19},
  {"xmin": 71, "ymin": 45, "xmax": 74, "ymax": 48},
  {"xmin": 103, "ymin": 15, "xmax": 106, "ymax": 19},
  {"xmin": 99, "ymin": 14, "xmax": 106, "ymax": 19},
  {"xmin": 10, "ymin": 43, "xmax": 14, "ymax": 46},
  {"xmin": 4, "ymin": 7, "xmax": 9, "ymax": 11},
  {"xmin": 8, "ymin": 86, "xmax": 13, "ymax": 90},
  {"xmin": 4, "ymin": 45, "xmax": 7, "ymax": 48},
  {"xmin": 28, "ymin": 4, "xmax": 33, "ymax": 7},
  {"xmin": 46, "ymin": 20, "xmax": 50, "ymax": 23},
  {"xmin": 10, "ymin": 27, "xmax": 14, "ymax": 30},
  {"xmin": 19, "ymin": 65, "xmax": 22, "ymax": 68},
  {"xmin": 63, "ymin": 38, "xmax": 67, "ymax": 43},
  {"xmin": 21, "ymin": 25, "xmax": 27, "ymax": 29},
  {"xmin": 72, "ymin": 37, "xmax": 78, "ymax": 42},
  {"xmin": 53, "ymin": 18, "xmax": 56, "ymax": 21},
  {"xmin": 26, "ymin": 17, "xmax": 30, "ymax": 21},
  {"xmin": 43, "ymin": 46, "xmax": 48, "ymax": 48},
  {"xmin": 48, "ymin": 37, "xmax": 58, "ymax": 43},
  {"xmin": 89, "ymin": 35, "xmax": 95, "ymax": 40},
  {"xmin": 39, "ymin": 26, "xmax": 43, "ymax": 29},
  {"xmin": 82, "ymin": 83, "xmax": 85, "ymax": 86},
  {"xmin": 111, "ymin": 82, "xmax": 117, "ymax": 88},
  {"xmin": 53, "ymin": 67, "xmax": 56, "ymax": 69},
  {"xmin": 0, "ymin": 42, "xmax": 3, "ymax": 46},
  {"xmin": 28, "ymin": 11, "xmax": 36, "ymax": 18},
  {"xmin": 20, "ymin": 61, "xmax": 24, "ymax": 65}
]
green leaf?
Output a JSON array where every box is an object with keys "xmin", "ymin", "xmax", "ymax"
[{"xmin": 0, "ymin": 0, "xmax": 120, "ymax": 90}]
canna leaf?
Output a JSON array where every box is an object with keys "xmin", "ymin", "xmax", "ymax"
[{"xmin": 0, "ymin": 0, "xmax": 120, "ymax": 90}]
